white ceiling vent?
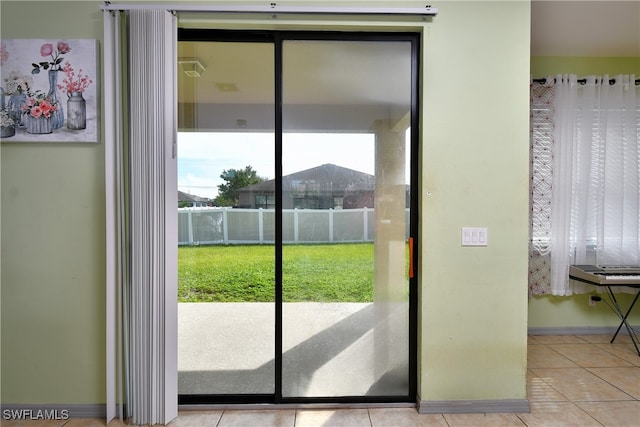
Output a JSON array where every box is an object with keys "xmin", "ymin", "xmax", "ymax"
[{"xmin": 178, "ymin": 58, "xmax": 206, "ymax": 77}]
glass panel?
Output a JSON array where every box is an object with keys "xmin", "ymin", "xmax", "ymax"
[
  {"xmin": 281, "ymin": 40, "xmax": 412, "ymax": 397},
  {"xmin": 177, "ymin": 41, "xmax": 275, "ymax": 395}
]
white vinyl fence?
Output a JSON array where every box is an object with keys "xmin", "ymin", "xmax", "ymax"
[{"xmin": 178, "ymin": 207, "xmax": 410, "ymax": 245}]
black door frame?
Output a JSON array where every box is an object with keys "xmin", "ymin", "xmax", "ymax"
[{"xmin": 177, "ymin": 28, "xmax": 420, "ymax": 406}]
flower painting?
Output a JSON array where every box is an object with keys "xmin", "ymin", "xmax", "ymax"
[{"xmin": 0, "ymin": 39, "xmax": 97, "ymax": 142}]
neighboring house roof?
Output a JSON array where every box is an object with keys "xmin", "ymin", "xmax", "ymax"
[
  {"xmin": 178, "ymin": 191, "xmax": 210, "ymax": 203},
  {"xmin": 239, "ymin": 163, "xmax": 375, "ymax": 193}
]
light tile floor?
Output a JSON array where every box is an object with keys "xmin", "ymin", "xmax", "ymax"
[{"xmin": 2, "ymin": 335, "xmax": 639, "ymax": 427}]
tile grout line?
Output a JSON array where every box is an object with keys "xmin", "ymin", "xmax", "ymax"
[
  {"xmin": 584, "ymin": 367, "xmax": 640, "ymax": 402},
  {"xmin": 544, "ymin": 343, "xmax": 585, "ymax": 367},
  {"xmin": 441, "ymin": 412, "xmax": 453, "ymax": 427}
]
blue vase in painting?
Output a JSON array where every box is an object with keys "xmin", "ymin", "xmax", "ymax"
[
  {"xmin": 47, "ymin": 69, "xmax": 64, "ymax": 129},
  {"xmin": 7, "ymin": 91, "xmax": 27, "ymax": 127}
]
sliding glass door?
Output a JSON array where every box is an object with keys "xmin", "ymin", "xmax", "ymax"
[
  {"xmin": 177, "ymin": 30, "xmax": 418, "ymax": 404},
  {"xmin": 281, "ymin": 39, "xmax": 413, "ymax": 398},
  {"xmin": 177, "ymin": 39, "xmax": 276, "ymax": 398}
]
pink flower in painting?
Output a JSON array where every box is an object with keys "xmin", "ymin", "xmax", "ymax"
[
  {"xmin": 30, "ymin": 105, "xmax": 43, "ymax": 118},
  {"xmin": 58, "ymin": 62, "xmax": 93, "ymax": 93},
  {"xmin": 23, "ymin": 97, "xmax": 36, "ymax": 110},
  {"xmin": 0, "ymin": 42, "xmax": 8, "ymax": 65},
  {"xmin": 39, "ymin": 101, "xmax": 54, "ymax": 118},
  {"xmin": 57, "ymin": 42, "xmax": 71, "ymax": 54},
  {"xmin": 40, "ymin": 43, "xmax": 54, "ymax": 57},
  {"xmin": 22, "ymin": 92, "xmax": 58, "ymax": 118},
  {"xmin": 33, "ymin": 41, "xmax": 71, "ymax": 73}
]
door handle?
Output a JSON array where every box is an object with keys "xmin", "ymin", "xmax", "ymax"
[{"xmin": 408, "ymin": 237, "xmax": 414, "ymax": 278}]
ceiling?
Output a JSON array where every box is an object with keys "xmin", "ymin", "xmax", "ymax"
[
  {"xmin": 177, "ymin": 1, "xmax": 639, "ymax": 131},
  {"xmin": 178, "ymin": 40, "xmax": 412, "ymax": 106},
  {"xmin": 178, "ymin": 39, "xmax": 413, "ymax": 131},
  {"xmin": 531, "ymin": 1, "xmax": 640, "ymax": 57}
]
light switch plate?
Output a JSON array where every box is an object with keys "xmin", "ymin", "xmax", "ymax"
[{"xmin": 462, "ymin": 227, "xmax": 488, "ymax": 246}]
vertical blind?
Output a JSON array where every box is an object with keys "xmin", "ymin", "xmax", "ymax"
[{"xmin": 104, "ymin": 8, "xmax": 178, "ymax": 425}]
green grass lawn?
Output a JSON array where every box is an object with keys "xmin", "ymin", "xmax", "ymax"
[{"xmin": 178, "ymin": 243, "xmax": 375, "ymax": 302}]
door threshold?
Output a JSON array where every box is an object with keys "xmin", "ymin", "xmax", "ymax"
[{"xmin": 178, "ymin": 402, "xmax": 416, "ymax": 411}]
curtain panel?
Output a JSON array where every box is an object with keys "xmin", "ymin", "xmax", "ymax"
[
  {"xmin": 529, "ymin": 79, "xmax": 554, "ymax": 297},
  {"xmin": 529, "ymin": 75, "xmax": 640, "ymax": 296},
  {"xmin": 104, "ymin": 9, "xmax": 178, "ymax": 425}
]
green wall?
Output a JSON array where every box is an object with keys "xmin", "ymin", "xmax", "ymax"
[
  {"xmin": 531, "ymin": 56, "xmax": 639, "ymax": 77},
  {"xmin": 528, "ymin": 56, "xmax": 640, "ymax": 330},
  {"xmin": 1, "ymin": 1, "xmax": 531, "ymax": 408},
  {"xmin": 419, "ymin": 1, "xmax": 530, "ymax": 402},
  {"xmin": 1, "ymin": 1, "xmax": 106, "ymax": 404}
]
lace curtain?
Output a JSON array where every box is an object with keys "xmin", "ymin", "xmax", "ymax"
[
  {"xmin": 529, "ymin": 79, "xmax": 554, "ymax": 296},
  {"xmin": 529, "ymin": 75, "xmax": 640, "ymax": 297}
]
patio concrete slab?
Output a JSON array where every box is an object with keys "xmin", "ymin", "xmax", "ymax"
[{"xmin": 178, "ymin": 302, "xmax": 408, "ymax": 397}]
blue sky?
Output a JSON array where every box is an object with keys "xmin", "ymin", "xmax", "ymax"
[{"xmin": 177, "ymin": 132, "xmax": 378, "ymax": 200}]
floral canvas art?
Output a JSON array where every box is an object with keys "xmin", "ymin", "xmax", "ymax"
[{"xmin": 0, "ymin": 39, "xmax": 97, "ymax": 143}]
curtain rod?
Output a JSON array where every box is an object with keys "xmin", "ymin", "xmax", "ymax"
[
  {"xmin": 100, "ymin": 2, "xmax": 438, "ymax": 16},
  {"xmin": 532, "ymin": 77, "xmax": 640, "ymax": 86}
]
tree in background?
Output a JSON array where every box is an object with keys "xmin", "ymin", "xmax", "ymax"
[{"xmin": 214, "ymin": 166, "xmax": 263, "ymax": 207}]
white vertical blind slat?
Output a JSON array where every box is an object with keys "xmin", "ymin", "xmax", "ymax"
[{"xmin": 104, "ymin": 9, "xmax": 119, "ymax": 423}]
